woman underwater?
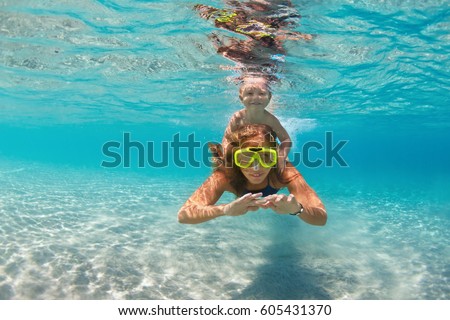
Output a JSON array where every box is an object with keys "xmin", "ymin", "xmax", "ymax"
[{"xmin": 178, "ymin": 124, "xmax": 327, "ymax": 225}]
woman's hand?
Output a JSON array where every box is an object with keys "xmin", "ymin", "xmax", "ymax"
[
  {"xmin": 257, "ymin": 193, "xmax": 300, "ymax": 215},
  {"xmin": 224, "ymin": 192, "xmax": 263, "ymax": 216}
]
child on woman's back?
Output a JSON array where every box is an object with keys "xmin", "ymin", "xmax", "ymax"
[{"xmin": 221, "ymin": 76, "xmax": 292, "ymax": 172}]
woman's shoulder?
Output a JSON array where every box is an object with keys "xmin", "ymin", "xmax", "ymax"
[
  {"xmin": 209, "ymin": 170, "xmax": 236, "ymax": 194},
  {"xmin": 210, "ymin": 169, "xmax": 228, "ymax": 181}
]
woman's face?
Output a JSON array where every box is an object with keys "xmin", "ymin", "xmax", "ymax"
[
  {"xmin": 240, "ymin": 162, "xmax": 272, "ymax": 185},
  {"xmin": 234, "ymin": 134, "xmax": 277, "ymax": 185},
  {"xmin": 236, "ymin": 142, "xmax": 275, "ymax": 185}
]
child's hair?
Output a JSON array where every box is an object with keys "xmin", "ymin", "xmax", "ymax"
[{"xmin": 238, "ymin": 76, "xmax": 272, "ymax": 100}]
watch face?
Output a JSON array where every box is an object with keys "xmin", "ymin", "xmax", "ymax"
[{"xmin": 290, "ymin": 205, "xmax": 303, "ymax": 216}]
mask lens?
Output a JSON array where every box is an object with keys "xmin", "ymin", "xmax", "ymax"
[
  {"xmin": 259, "ymin": 150, "xmax": 277, "ymax": 167},
  {"xmin": 235, "ymin": 151, "xmax": 256, "ymax": 168}
]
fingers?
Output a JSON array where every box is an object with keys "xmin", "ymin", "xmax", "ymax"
[
  {"xmin": 235, "ymin": 193, "xmax": 264, "ymax": 213},
  {"xmin": 255, "ymin": 199, "xmax": 274, "ymax": 209},
  {"xmin": 250, "ymin": 192, "xmax": 263, "ymax": 199},
  {"xmin": 260, "ymin": 202, "xmax": 275, "ymax": 209},
  {"xmin": 239, "ymin": 193, "xmax": 297, "ymax": 212},
  {"xmin": 259, "ymin": 194, "xmax": 297, "ymax": 211},
  {"xmin": 239, "ymin": 192, "xmax": 263, "ymax": 203},
  {"xmin": 287, "ymin": 193, "xmax": 295, "ymax": 202},
  {"xmin": 247, "ymin": 193, "xmax": 263, "ymax": 208},
  {"xmin": 273, "ymin": 194, "xmax": 286, "ymax": 206},
  {"xmin": 262, "ymin": 194, "xmax": 277, "ymax": 202},
  {"xmin": 276, "ymin": 194, "xmax": 284, "ymax": 202},
  {"xmin": 240, "ymin": 192, "xmax": 262, "ymax": 199},
  {"xmin": 239, "ymin": 193, "xmax": 252, "ymax": 201}
]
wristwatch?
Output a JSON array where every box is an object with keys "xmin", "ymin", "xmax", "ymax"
[{"xmin": 290, "ymin": 203, "xmax": 304, "ymax": 216}]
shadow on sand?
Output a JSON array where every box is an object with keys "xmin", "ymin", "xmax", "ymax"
[{"xmin": 232, "ymin": 219, "xmax": 331, "ymax": 300}]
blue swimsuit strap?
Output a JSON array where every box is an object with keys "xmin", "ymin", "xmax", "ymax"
[{"xmin": 244, "ymin": 181, "xmax": 280, "ymax": 196}]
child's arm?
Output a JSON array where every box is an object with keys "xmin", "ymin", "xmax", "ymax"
[
  {"xmin": 222, "ymin": 111, "xmax": 244, "ymax": 150},
  {"xmin": 267, "ymin": 114, "xmax": 292, "ymax": 174},
  {"xmin": 268, "ymin": 114, "xmax": 292, "ymax": 159}
]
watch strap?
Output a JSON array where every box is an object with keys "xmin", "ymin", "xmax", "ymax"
[{"xmin": 289, "ymin": 203, "xmax": 304, "ymax": 216}]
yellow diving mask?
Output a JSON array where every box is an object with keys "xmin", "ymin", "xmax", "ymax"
[{"xmin": 234, "ymin": 147, "xmax": 278, "ymax": 168}]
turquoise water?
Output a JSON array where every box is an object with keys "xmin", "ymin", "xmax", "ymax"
[{"xmin": 1, "ymin": 0, "xmax": 449, "ymax": 299}]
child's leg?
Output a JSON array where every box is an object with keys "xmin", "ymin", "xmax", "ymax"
[{"xmin": 276, "ymin": 30, "xmax": 313, "ymax": 41}]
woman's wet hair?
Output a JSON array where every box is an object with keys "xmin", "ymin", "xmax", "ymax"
[{"xmin": 227, "ymin": 123, "xmax": 277, "ymax": 151}]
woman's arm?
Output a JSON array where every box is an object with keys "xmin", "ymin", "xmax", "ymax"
[
  {"xmin": 178, "ymin": 171, "xmax": 262, "ymax": 224},
  {"xmin": 285, "ymin": 167, "xmax": 327, "ymax": 226},
  {"xmin": 260, "ymin": 166, "xmax": 327, "ymax": 225},
  {"xmin": 178, "ymin": 171, "xmax": 228, "ymax": 224}
]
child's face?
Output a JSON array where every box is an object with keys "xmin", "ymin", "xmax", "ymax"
[{"xmin": 239, "ymin": 84, "xmax": 271, "ymax": 109}]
